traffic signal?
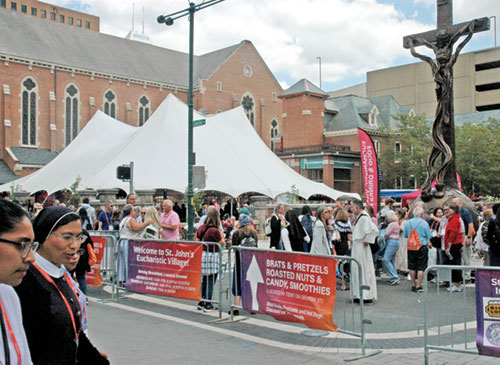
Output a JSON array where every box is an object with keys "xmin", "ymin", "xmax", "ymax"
[{"xmin": 117, "ymin": 165, "xmax": 130, "ymax": 181}]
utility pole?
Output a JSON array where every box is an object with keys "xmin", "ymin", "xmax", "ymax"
[
  {"xmin": 316, "ymin": 56, "xmax": 322, "ymax": 89},
  {"xmin": 157, "ymin": 0, "xmax": 224, "ymax": 241}
]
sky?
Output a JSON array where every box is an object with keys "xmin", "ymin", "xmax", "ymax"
[{"xmin": 57, "ymin": 0, "xmax": 498, "ymax": 92}]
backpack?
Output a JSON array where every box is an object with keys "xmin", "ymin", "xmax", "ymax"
[
  {"xmin": 264, "ymin": 215, "xmax": 274, "ymax": 236},
  {"xmin": 407, "ymin": 221, "xmax": 424, "ymax": 251},
  {"xmin": 301, "ymin": 215, "xmax": 314, "ymax": 240},
  {"xmin": 240, "ymin": 234, "xmax": 257, "ymax": 247},
  {"xmin": 140, "ymin": 225, "xmax": 160, "ymax": 240}
]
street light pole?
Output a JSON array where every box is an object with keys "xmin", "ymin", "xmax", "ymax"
[
  {"xmin": 157, "ymin": 0, "xmax": 224, "ymax": 241},
  {"xmin": 316, "ymin": 56, "xmax": 322, "ymax": 89}
]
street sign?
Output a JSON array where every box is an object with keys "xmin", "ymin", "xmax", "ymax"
[{"xmin": 193, "ymin": 119, "xmax": 206, "ymax": 127}]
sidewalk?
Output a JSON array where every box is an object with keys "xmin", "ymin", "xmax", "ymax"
[{"xmin": 86, "ymin": 298, "xmax": 497, "ymax": 364}]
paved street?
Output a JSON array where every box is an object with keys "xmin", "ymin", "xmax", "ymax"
[
  {"xmin": 85, "ymin": 288, "xmax": 496, "ymax": 364},
  {"xmin": 83, "ymin": 238, "xmax": 497, "ymax": 364}
]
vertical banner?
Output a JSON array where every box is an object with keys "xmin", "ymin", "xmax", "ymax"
[
  {"xmin": 476, "ymin": 269, "xmax": 500, "ymax": 357},
  {"xmin": 86, "ymin": 236, "xmax": 107, "ymax": 287},
  {"xmin": 126, "ymin": 240, "xmax": 203, "ymax": 301},
  {"xmin": 357, "ymin": 128, "xmax": 379, "ymax": 214},
  {"xmin": 241, "ymin": 250, "xmax": 337, "ymax": 332}
]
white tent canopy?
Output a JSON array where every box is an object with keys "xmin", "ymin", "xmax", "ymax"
[{"xmin": 1, "ymin": 94, "xmax": 360, "ymax": 201}]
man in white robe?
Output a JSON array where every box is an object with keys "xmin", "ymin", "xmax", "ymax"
[{"xmin": 351, "ymin": 200, "xmax": 379, "ymax": 303}]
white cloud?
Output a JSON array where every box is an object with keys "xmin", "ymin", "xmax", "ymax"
[{"xmin": 50, "ymin": 0, "xmax": 497, "ymax": 91}]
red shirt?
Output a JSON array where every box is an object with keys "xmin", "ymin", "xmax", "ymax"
[{"xmin": 444, "ymin": 214, "xmax": 463, "ymax": 248}]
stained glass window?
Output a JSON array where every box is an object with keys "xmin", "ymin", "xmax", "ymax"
[
  {"xmin": 21, "ymin": 78, "xmax": 37, "ymax": 146},
  {"xmin": 103, "ymin": 90, "xmax": 116, "ymax": 118},
  {"xmin": 138, "ymin": 96, "xmax": 150, "ymax": 126},
  {"xmin": 65, "ymin": 85, "xmax": 79, "ymax": 146},
  {"xmin": 242, "ymin": 94, "xmax": 255, "ymax": 127}
]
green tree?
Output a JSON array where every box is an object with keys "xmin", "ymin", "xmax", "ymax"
[
  {"xmin": 379, "ymin": 114, "xmax": 432, "ymax": 189},
  {"xmin": 455, "ymin": 118, "xmax": 500, "ymax": 196}
]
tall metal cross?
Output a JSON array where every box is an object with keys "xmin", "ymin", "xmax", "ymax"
[{"xmin": 402, "ymin": 0, "xmax": 489, "ymax": 197}]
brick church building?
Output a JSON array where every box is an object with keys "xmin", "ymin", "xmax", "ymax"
[{"xmin": 0, "ymin": 6, "xmax": 283, "ymax": 182}]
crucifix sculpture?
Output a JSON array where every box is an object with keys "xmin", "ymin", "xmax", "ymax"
[{"xmin": 403, "ymin": 0, "xmax": 489, "ymax": 201}]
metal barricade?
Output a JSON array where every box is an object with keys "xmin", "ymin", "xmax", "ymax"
[
  {"xmin": 87, "ymin": 231, "xmax": 120, "ymax": 299},
  {"xmin": 226, "ymin": 247, "xmax": 375, "ymax": 358},
  {"xmin": 113, "ymin": 237, "xmax": 224, "ymax": 318},
  {"xmin": 423, "ymin": 265, "xmax": 500, "ymax": 365}
]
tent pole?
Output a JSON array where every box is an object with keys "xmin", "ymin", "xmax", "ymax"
[{"xmin": 129, "ymin": 161, "xmax": 134, "ymax": 194}]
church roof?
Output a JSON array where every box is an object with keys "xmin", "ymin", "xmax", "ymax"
[
  {"xmin": 0, "ymin": 160, "xmax": 18, "ymax": 184},
  {"xmin": 281, "ymin": 79, "xmax": 327, "ymax": 97},
  {"xmin": 324, "ymin": 94, "xmax": 411, "ymax": 132},
  {"xmin": 0, "ymin": 9, "xmax": 241, "ymax": 88},
  {"xmin": 10, "ymin": 147, "xmax": 59, "ymax": 166}
]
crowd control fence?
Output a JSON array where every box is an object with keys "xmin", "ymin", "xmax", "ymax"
[
  {"xmin": 423, "ymin": 265, "xmax": 500, "ymax": 365},
  {"xmin": 115, "ymin": 238, "xmax": 224, "ymax": 318},
  {"xmin": 226, "ymin": 246, "xmax": 377, "ymax": 359},
  {"xmin": 87, "ymin": 231, "xmax": 120, "ymax": 299}
]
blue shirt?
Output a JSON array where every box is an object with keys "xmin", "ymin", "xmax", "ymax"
[
  {"xmin": 98, "ymin": 211, "xmax": 113, "ymax": 230},
  {"xmin": 404, "ymin": 218, "xmax": 432, "ymax": 246},
  {"xmin": 460, "ymin": 207, "xmax": 472, "ymax": 235}
]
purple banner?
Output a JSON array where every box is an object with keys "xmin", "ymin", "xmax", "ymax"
[{"xmin": 476, "ymin": 269, "xmax": 500, "ymax": 357}]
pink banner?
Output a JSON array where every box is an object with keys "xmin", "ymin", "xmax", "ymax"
[{"xmin": 358, "ymin": 128, "xmax": 379, "ymax": 214}]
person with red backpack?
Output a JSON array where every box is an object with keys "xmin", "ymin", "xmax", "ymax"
[{"xmin": 404, "ymin": 206, "xmax": 432, "ymax": 293}]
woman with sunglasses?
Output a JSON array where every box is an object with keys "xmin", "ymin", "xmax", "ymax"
[
  {"xmin": 15, "ymin": 206, "xmax": 109, "ymax": 364},
  {"xmin": 0, "ymin": 198, "xmax": 37, "ymax": 365}
]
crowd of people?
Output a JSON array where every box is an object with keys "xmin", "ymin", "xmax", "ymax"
[
  {"xmin": 263, "ymin": 197, "xmax": 500, "ymax": 305},
  {"xmin": 2, "ymin": 192, "xmax": 500, "ymax": 363}
]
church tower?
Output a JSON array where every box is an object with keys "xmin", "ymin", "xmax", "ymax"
[{"xmin": 279, "ymin": 79, "xmax": 327, "ymax": 149}]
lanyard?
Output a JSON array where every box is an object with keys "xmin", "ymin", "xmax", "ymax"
[
  {"xmin": 0, "ymin": 297, "xmax": 22, "ymax": 365},
  {"xmin": 32, "ymin": 264, "xmax": 79, "ymax": 341},
  {"xmin": 65, "ymin": 276, "xmax": 87, "ymax": 325}
]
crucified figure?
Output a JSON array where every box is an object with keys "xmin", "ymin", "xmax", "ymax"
[{"xmin": 407, "ymin": 20, "xmax": 475, "ymax": 196}]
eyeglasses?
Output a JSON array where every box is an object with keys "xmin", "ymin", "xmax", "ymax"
[
  {"xmin": 55, "ymin": 233, "xmax": 88, "ymax": 244},
  {"xmin": 141, "ymin": 212, "xmax": 146, "ymax": 215},
  {"xmin": 0, "ymin": 238, "xmax": 39, "ymax": 258}
]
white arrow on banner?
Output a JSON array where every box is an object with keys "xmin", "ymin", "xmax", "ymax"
[{"xmin": 246, "ymin": 255, "xmax": 264, "ymax": 312}]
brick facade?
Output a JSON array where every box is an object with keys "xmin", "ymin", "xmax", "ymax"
[
  {"xmin": 281, "ymin": 93, "xmax": 326, "ymax": 148},
  {"xmin": 0, "ymin": 40, "xmax": 286, "ymax": 178},
  {"xmin": 196, "ymin": 41, "xmax": 283, "ymax": 146}
]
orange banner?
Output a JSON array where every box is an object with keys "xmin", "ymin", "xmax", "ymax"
[{"xmin": 86, "ymin": 236, "xmax": 107, "ymax": 287}]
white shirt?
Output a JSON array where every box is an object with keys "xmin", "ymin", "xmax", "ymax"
[
  {"xmin": 34, "ymin": 253, "xmax": 66, "ymax": 278},
  {"xmin": 0, "ymin": 284, "xmax": 33, "ymax": 364}
]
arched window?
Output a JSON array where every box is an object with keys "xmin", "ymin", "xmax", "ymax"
[
  {"xmin": 65, "ymin": 84, "xmax": 79, "ymax": 145},
  {"xmin": 270, "ymin": 119, "xmax": 279, "ymax": 138},
  {"xmin": 21, "ymin": 78, "xmax": 38, "ymax": 146},
  {"xmin": 241, "ymin": 93, "xmax": 255, "ymax": 127},
  {"xmin": 270, "ymin": 119, "xmax": 279, "ymax": 152},
  {"xmin": 103, "ymin": 90, "xmax": 117, "ymax": 118},
  {"xmin": 138, "ymin": 95, "xmax": 150, "ymax": 126}
]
